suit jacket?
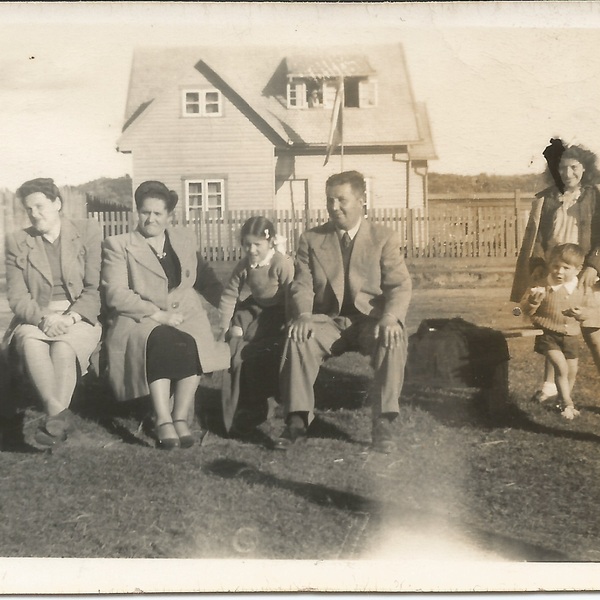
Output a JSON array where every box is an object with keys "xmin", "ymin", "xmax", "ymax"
[
  {"xmin": 289, "ymin": 220, "xmax": 412, "ymax": 325},
  {"xmin": 101, "ymin": 226, "xmax": 230, "ymax": 401},
  {"xmin": 510, "ymin": 184, "xmax": 600, "ymax": 302},
  {"xmin": 3, "ymin": 218, "xmax": 101, "ymax": 345}
]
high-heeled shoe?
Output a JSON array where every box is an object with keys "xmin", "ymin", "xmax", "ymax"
[
  {"xmin": 173, "ymin": 419, "xmax": 194, "ymax": 449},
  {"xmin": 155, "ymin": 422, "xmax": 180, "ymax": 450}
]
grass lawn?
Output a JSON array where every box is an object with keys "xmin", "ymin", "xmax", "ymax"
[{"xmin": 2, "ymin": 283, "xmax": 600, "ymax": 568}]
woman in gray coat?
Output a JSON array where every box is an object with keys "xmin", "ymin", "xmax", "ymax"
[
  {"xmin": 4, "ymin": 178, "xmax": 102, "ymax": 447},
  {"xmin": 101, "ymin": 181, "xmax": 229, "ymax": 449}
]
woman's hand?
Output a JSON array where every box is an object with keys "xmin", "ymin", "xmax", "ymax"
[
  {"xmin": 150, "ymin": 310, "xmax": 184, "ymax": 327},
  {"xmin": 579, "ymin": 266, "xmax": 598, "ymax": 290},
  {"xmin": 40, "ymin": 314, "xmax": 73, "ymax": 337},
  {"xmin": 563, "ymin": 306, "xmax": 592, "ymax": 322}
]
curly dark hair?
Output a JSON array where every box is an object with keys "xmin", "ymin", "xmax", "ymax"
[
  {"xmin": 134, "ymin": 180, "xmax": 178, "ymax": 212},
  {"xmin": 561, "ymin": 145, "xmax": 600, "ymax": 186},
  {"xmin": 543, "ymin": 139, "xmax": 600, "ymax": 190}
]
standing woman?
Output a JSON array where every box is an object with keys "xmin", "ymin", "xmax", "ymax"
[
  {"xmin": 3, "ymin": 178, "xmax": 102, "ymax": 446},
  {"xmin": 101, "ymin": 181, "xmax": 229, "ymax": 449},
  {"xmin": 511, "ymin": 140, "xmax": 600, "ymax": 401}
]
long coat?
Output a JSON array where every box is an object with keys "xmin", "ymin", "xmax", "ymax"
[
  {"xmin": 510, "ymin": 184, "xmax": 600, "ymax": 302},
  {"xmin": 101, "ymin": 227, "xmax": 230, "ymax": 402},
  {"xmin": 288, "ymin": 220, "xmax": 412, "ymax": 325},
  {"xmin": 3, "ymin": 217, "xmax": 101, "ymax": 347}
]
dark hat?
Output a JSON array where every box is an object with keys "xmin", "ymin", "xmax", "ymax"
[{"xmin": 543, "ymin": 138, "xmax": 567, "ymax": 194}]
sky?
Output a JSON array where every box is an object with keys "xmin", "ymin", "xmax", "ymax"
[{"xmin": 1, "ymin": 2, "xmax": 600, "ymax": 190}]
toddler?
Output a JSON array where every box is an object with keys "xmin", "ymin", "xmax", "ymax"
[{"xmin": 521, "ymin": 243, "xmax": 588, "ymax": 419}]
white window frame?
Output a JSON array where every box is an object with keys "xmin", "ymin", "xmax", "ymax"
[
  {"xmin": 287, "ymin": 79, "xmax": 307, "ymax": 109},
  {"xmin": 182, "ymin": 88, "xmax": 223, "ymax": 117},
  {"xmin": 358, "ymin": 78, "xmax": 378, "ymax": 108},
  {"xmin": 185, "ymin": 179, "xmax": 225, "ymax": 220}
]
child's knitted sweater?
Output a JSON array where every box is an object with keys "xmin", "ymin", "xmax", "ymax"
[
  {"xmin": 219, "ymin": 251, "xmax": 294, "ymax": 331},
  {"xmin": 520, "ymin": 279, "xmax": 584, "ymax": 335}
]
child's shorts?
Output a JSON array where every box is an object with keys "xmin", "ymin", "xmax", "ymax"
[{"xmin": 534, "ymin": 329, "xmax": 579, "ymax": 359}]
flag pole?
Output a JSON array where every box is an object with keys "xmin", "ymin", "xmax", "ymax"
[{"xmin": 340, "ymin": 75, "xmax": 344, "ymax": 171}]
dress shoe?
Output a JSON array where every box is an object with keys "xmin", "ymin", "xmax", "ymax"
[
  {"xmin": 155, "ymin": 422, "xmax": 180, "ymax": 450},
  {"xmin": 273, "ymin": 414, "xmax": 307, "ymax": 450},
  {"xmin": 34, "ymin": 409, "xmax": 72, "ymax": 448},
  {"xmin": 173, "ymin": 419, "xmax": 195, "ymax": 449},
  {"xmin": 371, "ymin": 417, "xmax": 397, "ymax": 454}
]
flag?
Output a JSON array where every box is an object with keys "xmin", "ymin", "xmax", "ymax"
[{"xmin": 323, "ymin": 77, "xmax": 344, "ymax": 167}]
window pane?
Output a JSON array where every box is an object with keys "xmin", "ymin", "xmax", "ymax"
[
  {"xmin": 186, "ymin": 92, "xmax": 200, "ymax": 102},
  {"xmin": 206, "ymin": 92, "xmax": 219, "ymax": 102},
  {"xmin": 188, "ymin": 182, "xmax": 203, "ymax": 210},
  {"xmin": 186, "ymin": 104, "xmax": 200, "ymax": 114},
  {"xmin": 344, "ymin": 78, "xmax": 360, "ymax": 108},
  {"xmin": 205, "ymin": 103, "xmax": 220, "ymax": 114}
]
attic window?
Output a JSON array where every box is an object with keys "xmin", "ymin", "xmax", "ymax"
[
  {"xmin": 285, "ymin": 54, "xmax": 377, "ymax": 109},
  {"xmin": 182, "ymin": 89, "xmax": 222, "ymax": 117},
  {"xmin": 288, "ymin": 77, "xmax": 377, "ymax": 109}
]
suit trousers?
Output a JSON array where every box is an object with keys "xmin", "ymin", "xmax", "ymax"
[{"xmin": 279, "ymin": 314, "xmax": 407, "ymax": 423}]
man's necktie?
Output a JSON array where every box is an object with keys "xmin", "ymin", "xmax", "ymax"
[{"xmin": 342, "ymin": 231, "xmax": 351, "ymax": 250}]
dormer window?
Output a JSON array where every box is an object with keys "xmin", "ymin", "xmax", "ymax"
[
  {"xmin": 182, "ymin": 89, "xmax": 222, "ymax": 117},
  {"xmin": 285, "ymin": 55, "xmax": 377, "ymax": 109}
]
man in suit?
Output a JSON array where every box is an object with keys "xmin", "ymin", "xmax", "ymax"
[{"xmin": 276, "ymin": 170, "xmax": 412, "ymax": 453}]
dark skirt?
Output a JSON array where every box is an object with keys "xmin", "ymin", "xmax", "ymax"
[{"xmin": 146, "ymin": 325, "xmax": 202, "ymax": 383}]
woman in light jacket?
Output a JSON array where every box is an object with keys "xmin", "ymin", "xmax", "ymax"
[
  {"xmin": 101, "ymin": 180, "xmax": 229, "ymax": 450},
  {"xmin": 3, "ymin": 178, "xmax": 102, "ymax": 447}
]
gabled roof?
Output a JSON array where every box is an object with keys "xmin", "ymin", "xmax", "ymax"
[{"xmin": 122, "ymin": 44, "xmax": 435, "ymax": 158}]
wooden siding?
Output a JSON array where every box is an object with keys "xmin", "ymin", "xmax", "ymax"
[
  {"xmin": 122, "ymin": 68, "xmax": 275, "ymax": 220},
  {"xmin": 277, "ymin": 153, "xmax": 425, "ymax": 211}
]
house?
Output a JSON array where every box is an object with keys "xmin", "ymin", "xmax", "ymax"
[{"xmin": 117, "ymin": 44, "xmax": 437, "ymax": 223}]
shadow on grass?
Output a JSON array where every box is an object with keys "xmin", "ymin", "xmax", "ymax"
[
  {"xmin": 204, "ymin": 458, "xmax": 571, "ymax": 561},
  {"xmin": 403, "ymin": 381, "xmax": 600, "ymax": 446}
]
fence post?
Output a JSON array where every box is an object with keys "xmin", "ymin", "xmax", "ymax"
[{"xmin": 406, "ymin": 208, "xmax": 414, "ymax": 259}]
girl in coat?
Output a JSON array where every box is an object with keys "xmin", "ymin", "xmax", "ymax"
[
  {"xmin": 219, "ymin": 216, "xmax": 294, "ymax": 436},
  {"xmin": 101, "ymin": 181, "xmax": 229, "ymax": 449},
  {"xmin": 3, "ymin": 178, "xmax": 102, "ymax": 447}
]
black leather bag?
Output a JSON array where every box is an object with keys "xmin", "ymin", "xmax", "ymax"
[{"xmin": 405, "ymin": 317, "xmax": 510, "ymax": 389}]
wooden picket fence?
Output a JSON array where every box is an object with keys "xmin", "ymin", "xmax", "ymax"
[
  {"xmin": 0, "ymin": 188, "xmax": 535, "ymax": 264},
  {"xmin": 85, "ymin": 203, "xmax": 533, "ymax": 261}
]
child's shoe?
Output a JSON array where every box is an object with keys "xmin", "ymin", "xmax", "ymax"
[
  {"xmin": 561, "ymin": 405, "xmax": 580, "ymax": 420},
  {"xmin": 531, "ymin": 389, "xmax": 558, "ymax": 403}
]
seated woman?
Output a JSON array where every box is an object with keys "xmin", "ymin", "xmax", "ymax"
[
  {"xmin": 101, "ymin": 180, "xmax": 229, "ymax": 450},
  {"xmin": 3, "ymin": 178, "xmax": 102, "ymax": 447}
]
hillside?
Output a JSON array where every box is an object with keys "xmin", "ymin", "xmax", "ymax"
[
  {"xmin": 72, "ymin": 175, "xmax": 133, "ymax": 209},
  {"xmin": 69, "ymin": 172, "xmax": 550, "ymax": 207},
  {"xmin": 428, "ymin": 172, "xmax": 545, "ymax": 195}
]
